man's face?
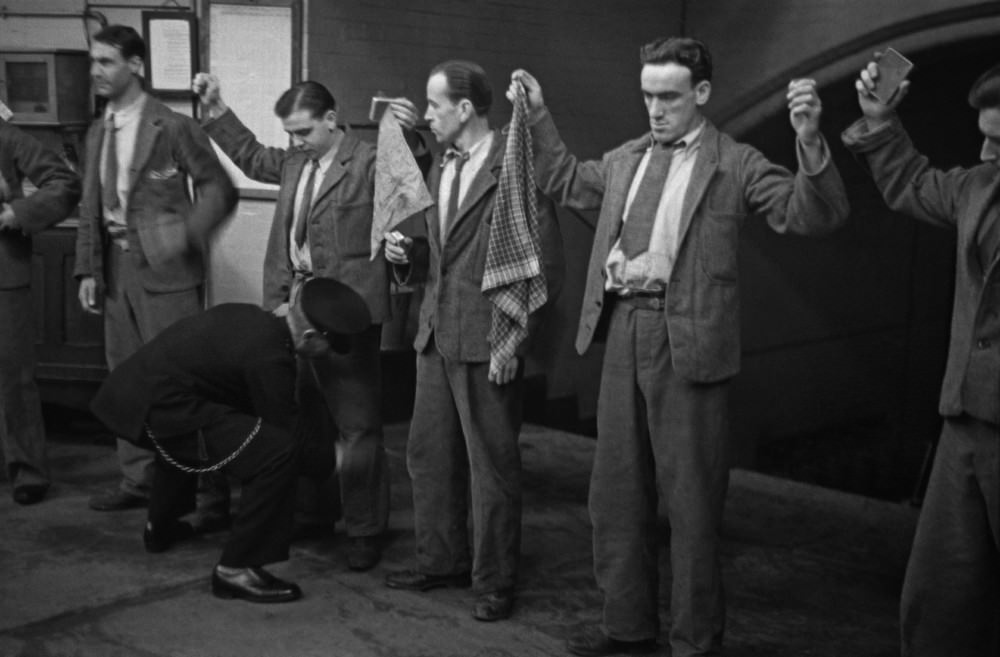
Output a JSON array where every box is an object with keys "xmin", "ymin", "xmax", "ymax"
[
  {"xmin": 979, "ymin": 107, "xmax": 1000, "ymax": 166},
  {"xmin": 424, "ymin": 72, "xmax": 465, "ymax": 145},
  {"xmin": 90, "ymin": 41, "xmax": 140, "ymax": 100},
  {"xmin": 640, "ymin": 62, "xmax": 710, "ymax": 145},
  {"xmin": 282, "ymin": 108, "xmax": 338, "ymax": 159}
]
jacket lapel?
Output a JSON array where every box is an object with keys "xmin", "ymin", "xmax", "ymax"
[
  {"xmin": 311, "ymin": 131, "xmax": 353, "ymax": 209},
  {"xmin": 128, "ymin": 97, "xmax": 164, "ymax": 196},
  {"xmin": 283, "ymin": 155, "xmax": 306, "ymax": 232},
  {"xmin": 603, "ymin": 146, "xmax": 646, "ymax": 257},
  {"xmin": 444, "ymin": 129, "xmax": 502, "ymax": 244},
  {"xmin": 968, "ymin": 174, "xmax": 1000, "ymax": 279},
  {"xmin": 676, "ymin": 121, "xmax": 720, "ymax": 251},
  {"xmin": 84, "ymin": 121, "xmax": 104, "ymax": 210},
  {"xmin": 426, "ymin": 158, "xmax": 443, "ymax": 250}
]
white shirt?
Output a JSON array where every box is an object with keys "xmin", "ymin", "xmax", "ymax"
[
  {"xmin": 438, "ymin": 131, "xmax": 493, "ymax": 239},
  {"xmin": 605, "ymin": 121, "xmax": 705, "ymax": 293},
  {"xmin": 289, "ymin": 140, "xmax": 339, "ymax": 274},
  {"xmin": 101, "ymin": 93, "xmax": 147, "ymax": 228}
]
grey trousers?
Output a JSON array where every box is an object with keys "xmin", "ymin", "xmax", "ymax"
[
  {"xmin": 406, "ymin": 342, "xmax": 524, "ymax": 593},
  {"xmin": 0, "ymin": 287, "xmax": 49, "ymax": 492},
  {"xmin": 900, "ymin": 414, "xmax": 999, "ymax": 657},
  {"xmin": 103, "ymin": 244, "xmax": 202, "ymax": 498},
  {"xmin": 592, "ymin": 301, "xmax": 729, "ymax": 657}
]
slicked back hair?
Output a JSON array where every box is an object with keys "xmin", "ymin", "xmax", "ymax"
[
  {"xmin": 274, "ymin": 81, "xmax": 337, "ymax": 119},
  {"xmin": 429, "ymin": 60, "xmax": 493, "ymax": 116},
  {"xmin": 969, "ymin": 63, "xmax": 1000, "ymax": 110}
]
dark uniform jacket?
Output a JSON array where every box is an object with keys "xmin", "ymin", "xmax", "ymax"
[{"xmin": 90, "ymin": 304, "xmax": 297, "ymax": 442}]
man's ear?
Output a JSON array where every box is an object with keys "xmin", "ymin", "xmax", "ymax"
[
  {"xmin": 128, "ymin": 55, "xmax": 144, "ymax": 77},
  {"xmin": 694, "ymin": 80, "xmax": 712, "ymax": 107},
  {"xmin": 323, "ymin": 109, "xmax": 338, "ymax": 130}
]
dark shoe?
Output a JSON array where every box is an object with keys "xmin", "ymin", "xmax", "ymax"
[
  {"xmin": 143, "ymin": 519, "xmax": 196, "ymax": 553},
  {"xmin": 193, "ymin": 512, "xmax": 232, "ymax": 535},
  {"xmin": 566, "ymin": 627, "xmax": 657, "ymax": 656},
  {"xmin": 211, "ymin": 566, "xmax": 302, "ymax": 603},
  {"xmin": 89, "ymin": 488, "xmax": 147, "ymax": 511},
  {"xmin": 13, "ymin": 485, "xmax": 47, "ymax": 505},
  {"xmin": 472, "ymin": 589, "xmax": 515, "ymax": 621},
  {"xmin": 346, "ymin": 536, "xmax": 381, "ymax": 572},
  {"xmin": 384, "ymin": 569, "xmax": 472, "ymax": 591}
]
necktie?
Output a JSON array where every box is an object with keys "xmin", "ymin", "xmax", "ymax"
[
  {"xmin": 619, "ymin": 143, "xmax": 676, "ymax": 259},
  {"xmin": 443, "ymin": 150, "xmax": 470, "ymax": 236},
  {"xmin": 294, "ymin": 159, "xmax": 319, "ymax": 250},
  {"xmin": 102, "ymin": 114, "xmax": 120, "ymax": 211}
]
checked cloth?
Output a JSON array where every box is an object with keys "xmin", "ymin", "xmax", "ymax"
[{"xmin": 481, "ymin": 82, "xmax": 547, "ymax": 376}]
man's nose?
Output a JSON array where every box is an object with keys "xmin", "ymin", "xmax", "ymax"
[
  {"xmin": 648, "ymin": 99, "xmax": 666, "ymax": 118},
  {"xmin": 292, "ymin": 135, "xmax": 305, "ymax": 148}
]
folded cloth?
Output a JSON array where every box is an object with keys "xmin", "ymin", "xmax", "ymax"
[
  {"xmin": 481, "ymin": 82, "xmax": 547, "ymax": 376},
  {"xmin": 371, "ymin": 109, "xmax": 433, "ymax": 260}
]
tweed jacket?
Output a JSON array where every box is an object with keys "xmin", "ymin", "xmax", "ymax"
[
  {"xmin": 843, "ymin": 117, "xmax": 1000, "ymax": 424},
  {"xmin": 74, "ymin": 96, "xmax": 236, "ymax": 293},
  {"xmin": 400, "ymin": 128, "xmax": 564, "ymax": 363},
  {"xmin": 90, "ymin": 303, "xmax": 297, "ymax": 443},
  {"xmin": 531, "ymin": 109, "xmax": 849, "ymax": 383},
  {"xmin": 0, "ymin": 119, "xmax": 81, "ymax": 289},
  {"xmin": 205, "ymin": 110, "xmax": 413, "ymax": 322}
]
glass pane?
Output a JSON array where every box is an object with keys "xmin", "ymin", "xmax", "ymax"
[{"xmin": 6, "ymin": 61, "xmax": 49, "ymax": 114}]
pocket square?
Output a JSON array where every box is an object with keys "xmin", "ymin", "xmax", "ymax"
[{"xmin": 147, "ymin": 165, "xmax": 180, "ymax": 180}]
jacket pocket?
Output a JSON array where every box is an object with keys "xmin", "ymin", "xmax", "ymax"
[
  {"xmin": 333, "ymin": 201, "xmax": 375, "ymax": 257},
  {"xmin": 697, "ymin": 211, "xmax": 743, "ymax": 283}
]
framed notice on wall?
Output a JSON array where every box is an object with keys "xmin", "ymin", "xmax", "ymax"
[
  {"xmin": 202, "ymin": 0, "xmax": 301, "ymax": 195},
  {"xmin": 142, "ymin": 10, "xmax": 198, "ymax": 97}
]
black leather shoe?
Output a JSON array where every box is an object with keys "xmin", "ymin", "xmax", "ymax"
[
  {"xmin": 346, "ymin": 536, "xmax": 381, "ymax": 572},
  {"xmin": 89, "ymin": 488, "xmax": 147, "ymax": 511},
  {"xmin": 566, "ymin": 627, "xmax": 658, "ymax": 656},
  {"xmin": 13, "ymin": 485, "xmax": 47, "ymax": 505},
  {"xmin": 143, "ymin": 519, "xmax": 196, "ymax": 553},
  {"xmin": 384, "ymin": 569, "xmax": 472, "ymax": 591},
  {"xmin": 472, "ymin": 589, "xmax": 515, "ymax": 621},
  {"xmin": 211, "ymin": 566, "xmax": 302, "ymax": 603}
]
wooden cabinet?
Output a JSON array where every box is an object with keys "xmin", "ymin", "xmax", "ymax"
[{"xmin": 31, "ymin": 221, "xmax": 106, "ymax": 408}]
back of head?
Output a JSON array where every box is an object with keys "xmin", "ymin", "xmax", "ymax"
[
  {"xmin": 968, "ymin": 63, "xmax": 1000, "ymax": 110},
  {"xmin": 93, "ymin": 24, "xmax": 146, "ymax": 62},
  {"xmin": 274, "ymin": 80, "xmax": 337, "ymax": 119},
  {"xmin": 640, "ymin": 36, "xmax": 713, "ymax": 85},
  {"xmin": 429, "ymin": 60, "xmax": 493, "ymax": 116}
]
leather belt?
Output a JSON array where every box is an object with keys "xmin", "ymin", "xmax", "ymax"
[{"xmin": 612, "ymin": 289, "xmax": 666, "ymax": 311}]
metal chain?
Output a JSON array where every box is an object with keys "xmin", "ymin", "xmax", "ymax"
[{"xmin": 145, "ymin": 418, "xmax": 262, "ymax": 474}]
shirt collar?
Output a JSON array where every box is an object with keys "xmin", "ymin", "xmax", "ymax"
[
  {"xmin": 647, "ymin": 119, "xmax": 705, "ymax": 152},
  {"xmin": 442, "ymin": 131, "xmax": 493, "ymax": 166},
  {"xmin": 313, "ymin": 132, "xmax": 343, "ymax": 169},
  {"xmin": 104, "ymin": 92, "xmax": 147, "ymax": 125}
]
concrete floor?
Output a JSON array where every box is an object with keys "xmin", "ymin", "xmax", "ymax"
[{"xmin": 0, "ymin": 419, "xmax": 918, "ymax": 657}]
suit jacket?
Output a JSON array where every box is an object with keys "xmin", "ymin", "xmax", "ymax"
[
  {"xmin": 531, "ymin": 110, "xmax": 849, "ymax": 383},
  {"xmin": 90, "ymin": 303, "xmax": 297, "ymax": 442},
  {"xmin": 74, "ymin": 95, "xmax": 237, "ymax": 293},
  {"xmin": 401, "ymin": 128, "xmax": 565, "ymax": 363},
  {"xmin": 205, "ymin": 110, "xmax": 412, "ymax": 322},
  {"xmin": 843, "ymin": 117, "xmax": 999, "ymax": 424},
  {"xmin": 0, "ymin": 120, "xmax": 81, "ymax": 289}
]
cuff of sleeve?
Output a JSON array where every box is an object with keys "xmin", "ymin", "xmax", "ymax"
[
  {"xmin": 840, "ymin": 116, "xmax": 901, "ymax": 151},
  {"xmin": 796, "ymin": 134, "xmax": 830, "ymax": 176}
]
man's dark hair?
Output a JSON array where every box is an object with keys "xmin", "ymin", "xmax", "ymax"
[
  {"xmin": 640, "ymin": 37, "xmax": 713, "ymax": 85},
  {"xmin": 429, "ymin": 60, "xmax": 492, "ymax": 116},
  {"xmin": 93, "ymin": 24, "xmax": 146, "ymax": 62},
  {"xmin": 274, "ymin": 81, "xmax": 337, "ymax": 119},
  {"xmin": 968, "ymin": 63, "xmax": 1000, "ymax": 110}
]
